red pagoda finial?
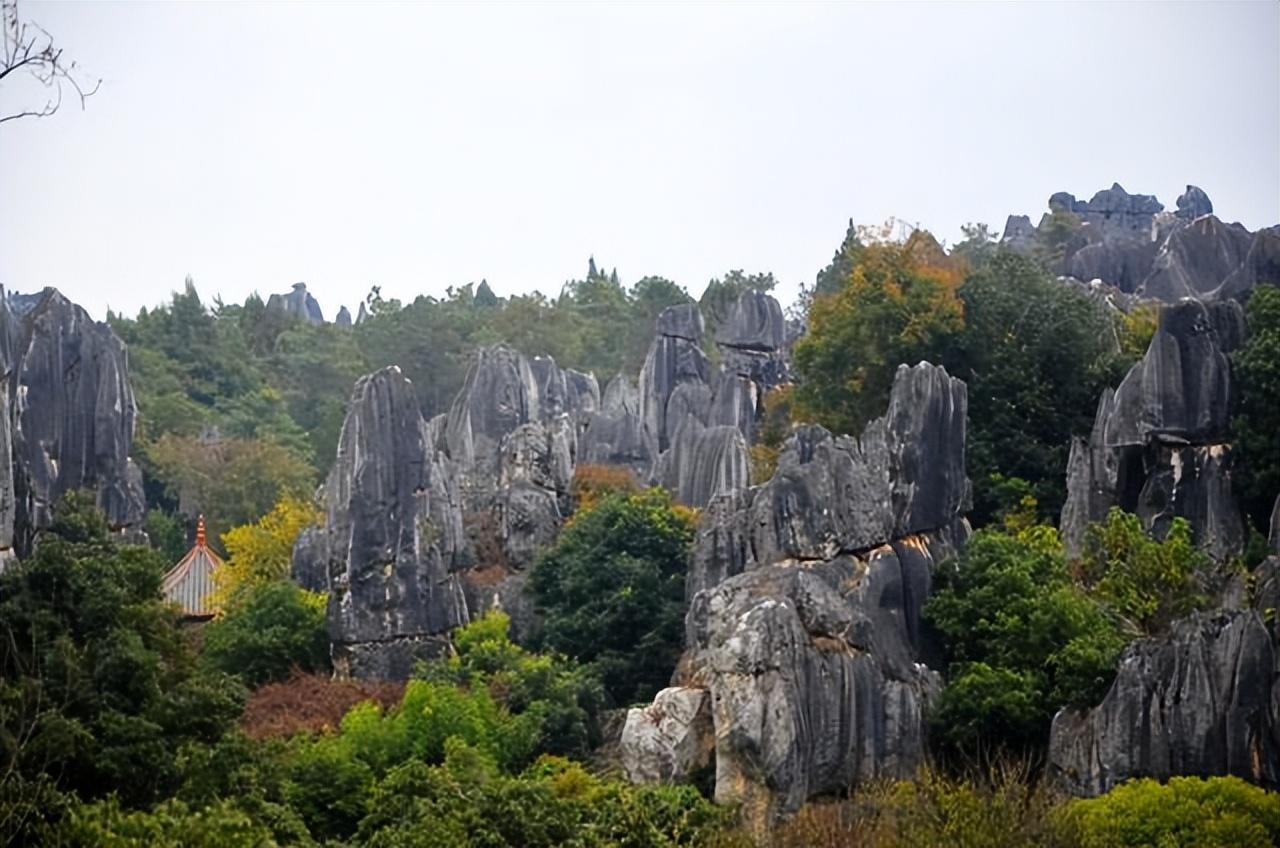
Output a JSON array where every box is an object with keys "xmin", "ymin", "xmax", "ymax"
[{"xmin": 196, "ymin": 515, "xmax": 207, "ymax": 547}]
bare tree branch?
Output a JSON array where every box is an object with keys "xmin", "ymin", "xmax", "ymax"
[{"xmin": 0, "ymin": 0, "xmax": 100, "ymax": 126}]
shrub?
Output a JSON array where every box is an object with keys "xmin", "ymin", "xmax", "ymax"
[
  {"xmin": 1080, "ymin": 508, "xmax": 1210, "ymax": 635},
  {"xmin": 775, "ymin": 763, "xmax": 1069, "ymax": 848},
  {"xmin": 1058, "ymin": 776, "xmax": 1280, "ymax": 848}
]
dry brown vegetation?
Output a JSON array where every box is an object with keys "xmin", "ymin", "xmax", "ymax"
[{"xmin": 240, "ymin": 672, "xmax": 403, "ymax": 740}]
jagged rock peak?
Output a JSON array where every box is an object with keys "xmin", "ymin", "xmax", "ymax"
[
  {"xmin": 655, "ymin": 303, "xmax": 705, "ymax": 341},
  {"xmin": 322, "ymin": 365, "xmax": 469, "ymax": 679},
  {"xmin": 1175, "ymin": 184, "xmax": 1213, "ymax": 220},
  {"xmin": 267, "ymin": 281, "xmax": 325, "ymax": 324},
  {"xmin": 7, "ymin": 288, "xmax": 146, "ymax": 555},
  {"xmin": 335, "ymin": 305, "xmax": 353, "ymax": 326},
  {"xmin": 714, "ymin": 289, "xmax": 785, "ymax": 352},
  {"xmin": 444, "ymin": 345, "xmax": 541, "ymax": 478},
  {"xmin": 625, "ymin": 361, "xmax": 968, "ymax": 824},
  {"xmin": 655, "ymin": 416, "xmax": 749, "ymax": 508}
]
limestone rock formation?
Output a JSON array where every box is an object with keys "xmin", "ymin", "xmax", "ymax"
[
  {"xmin": 1001, "ymin": 182, "xmax": 1278, "ymax": 302},
  {"xmin": 444, "ymin": 345, "xmax": 541, "ymax": 480},
  {"xmin": 267, "ymin": 282, "xmax": 325, "ymax": 323},
  {"xmin": 1061, "ymin": 300, "xmax": 1245, "ymax": 561},
  {"xmin": 5, "ymin": 289, "xmax": 146, "ymax": 556},
  {"xmin": 320, "ymin": 366, "xmax": 470, "ymax": 679},
  {"xmin": 1176, "ymin": 184, "xmax": 1214, "ymax": 220},
  {"xmin": 639, "ymin": 306, "xmax": 711, "ymax": 456},
  {"xmin": 625, "ymin": 361, "xmax": 969, "ymax": 824},
  {"xmin": 1049, "ymin": 603, "xmax": 1279, "ymax": 795},
  {"xmin": 580, "ymin": 376, "xmax": 651, "ymax": 477},
  {"xmin": 335, "ymin": 306, "xmax": 353, "ymax": 326},
  {"xmin": 684, "ymin": 552, "xmax": 947, "ymax": 829},
  {"xmin": 1140, "ymin": 215, "xmax": 1254, "ymax": 302},
  {"xmin": 655, "ymin": 417, "xmax": 749, "ymax": 509},
  {"xmin": 621, "ymin": 687, "xmax": 714, "ymax": 785}
]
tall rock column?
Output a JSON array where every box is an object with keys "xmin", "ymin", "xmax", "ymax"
[
  {"xmin": 323, "ymin": 366, "xmax": 470, "ymax": 679},
  {"xmin": 8, "ymin": 289, "xmax": 146, "ymax": 555}
]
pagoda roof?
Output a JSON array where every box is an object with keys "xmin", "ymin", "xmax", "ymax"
[{"xmin": 161, "ymin": 516, "xmax": 223, "ymax": 619}]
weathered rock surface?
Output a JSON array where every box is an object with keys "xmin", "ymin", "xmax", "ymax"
[
  {"xmin": 321, "ymin": 366, "xmax": 470, "ymax": 679},
  {"xmin": 6, "ymin": 289, "xmax": 146, "ymax": 555},
  {"xmin": 1220, "ymin": 227, "xmax": 1280, "ymax": 302},
  {"xmin": 621, "ymin": 687, "xmax": 715, "ymax": 785},
  {"xmin": 335, "ymin": 305, "xmax": 353, "ymax": 327},
  {"xmin": 1140, "ymin": 215, "xmax": 1254, "ymax": 302},
  {"xmin": 445, "ymin": 345, "xmax": 541, "ymax": 480},
  {"xmin": 685, "ymin": 563, "xmax": 943, "ymax": 828},
  {"xmin": 1001, "ymin": 183, "xmax": 1278, "ymax": 302},
  {"xmin": 714, "ymin": 290, "xmax": 785, "ymax": 353},
  {"xmin": 1061, "ymin": 300, "xmax": 1245, "ymax": 561},
  {"xmin": 625, "ymin": 361, "xmax": 969, "ymax": 824},
  {"xmin": 655, "ymin": 417, "xmax": 749, "ymax": 509},
  {"xmin": 267, "ymin": 282, "xmax": 325, "ymax": 323},
  {"xmin": 639, "ymin": 307, "xmax": 711, "ymax": 455},
  {"xmin": 1049, "ymin": 604, "xmax": 1279, "ymax": 795},
  {"xmin": 1175, "ymin": 184, "xmax": 1213, "ymax": 220}
]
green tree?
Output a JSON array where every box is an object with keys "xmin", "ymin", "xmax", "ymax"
[
  {"xmin": 1233, "ymin": 285, "xmax": 1280, "ymax": 533},
  {"xmin": 924, "ymin": 523, "xmax": 1125, "ymax": 754},
  {"xmin": 1079, "ymin": 509, "xmax": 1209, "ymax": 636},
  {"xmin": 948, "ymin": 251, "xmax": 1133, "ymax": 522},
  {"xmin": 794, "ymin": 229, "xmax": 965, "ymax": 434},
  {"xmin": 147, "ymin": 435, "xmax": 317, "ymax": 548},
  {"xmin": 203, "ymin": 582, "xmax": 330, "ymax": 688},
  {"xmin": 0, "ymin": 493, "xmax": 244, "ymax": 825},
  {"xmin": 530, "ymin": 489, "xmax": 697, "ymax": 705},
  {"xmin": 420, "ymin": 611, "xmax": 604, "ymax": 760}
]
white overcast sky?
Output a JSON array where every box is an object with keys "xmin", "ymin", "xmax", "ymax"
[{"xmin": 2, "ymin": 1, "xmax": 1277, "ymax": 321}]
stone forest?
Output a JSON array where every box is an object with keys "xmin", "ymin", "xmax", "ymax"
[{"xmin": 0, "ymin": 178, "xmax": 1278, "ymax": 846}]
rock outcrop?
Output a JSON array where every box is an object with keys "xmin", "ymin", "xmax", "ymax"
[
  {"xmin": 580, "ymin": 374, "xmax": 651, "ymax": 477},
  {"xmin": 1141, "ymin": 215, "xmax": 1255, "ymax": 302},
  {"xmin": 621, "ymin": 687, "xmax": 715, "ymax": 785},
  {"xmin": 655, "ymin": 418, "xmax": 749, "ymax": 510},
  {"xmin": 1049, "ymin": 598, "xmax": 1279, "ymax": 795},
  {"xmin": 267, "ymin": 282, "xmax": 325, "ymax": 323},
  {"xmin": 624, "ymin": 362, "xmax": 969, "ymax": 825},
  {"xmin": 318, "ymin": 367, "xmax": 470, "ymax": 679},
  {"xmin": 2, "ymin": 289, "xmax": 146, "ymax": 558},
  {"xmin": 444, "ymin": 345, "xmax": 542, "ymax": 481},
  {"xmin": 639, "ymin": 304, "xmax": 710, "ymax": 456},
  {"xmin": 1061, "ymin": 300, "xmax": 1245, "ymax": 561},
  {"xmin": 335, "ymin": 306, "xmax": 353, "ymax": 327},
  {"xmin": 1001, "ymin": 183, "xmax": 1277, "ymax": 302}
]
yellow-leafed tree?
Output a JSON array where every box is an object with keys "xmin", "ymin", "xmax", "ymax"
[{"xmin": 212, "ymin": 495, "xmax": 321, "ymax": 609}]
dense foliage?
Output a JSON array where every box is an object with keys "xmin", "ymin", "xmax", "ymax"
[
  {"xmin": 0, "ymin": 493, "xmax": 245, "ymax": 840},
  {"xmin": 796, "ymin": 238, "xmax": 1139, "ymax": 521},
  {"xmin": 793, "ymin": 228, "xmax": 965, "ymax": 433},
  {"xmin": 949, "ymin": 252, "xmax": 1133, "ymax": 521},
  {"xmin": 1234, "ymin": 285, "xmax": 1280, "ymax": 534},
  {"xmin": 530, "ymin": 488, "xmax": 697, "ymax": 705},
  {"xmin": 775, "ymin": 771, "xmax": 1279, "ymax": 848},
  {"xmin": 1059, "ymin": 776, "xmax": 1280, "ymax": 848},
  {"xmin": 925, "ymin": 507, "xmax": 1210, "ymax": 754},
  {"xmin": 203, "ymin": 582, "xmax": 330, "ymax": 688}
]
